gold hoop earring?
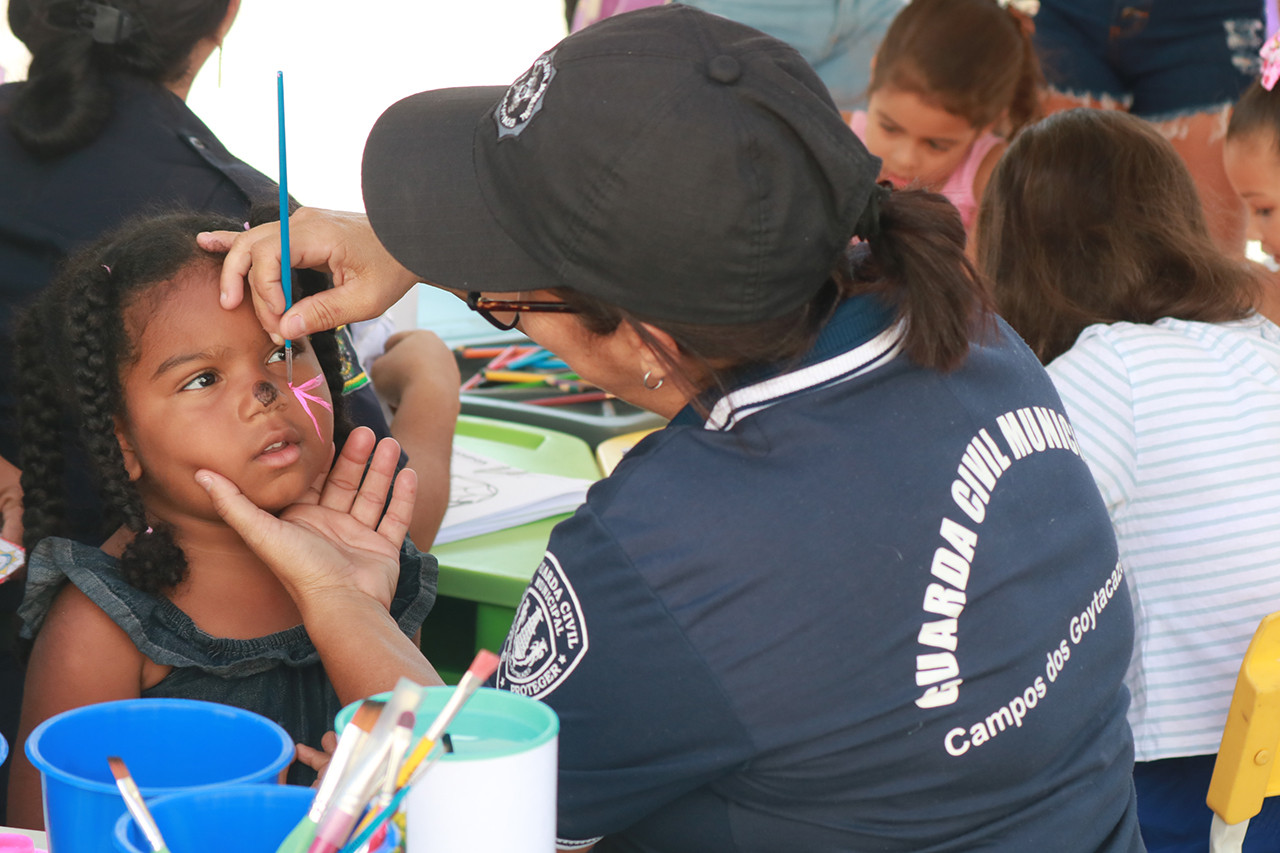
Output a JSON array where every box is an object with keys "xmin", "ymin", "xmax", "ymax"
[{"xmin": 642, "ymin": 369, "xmax": 664, "ymax": 391}]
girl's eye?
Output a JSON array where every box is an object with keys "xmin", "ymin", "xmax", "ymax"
[
  {"xmin": 878, "ymin": 123, "xmax": 900, "ymax": 136},
  {"xmin": 181, "ymin": 372, "xmax": 218, "ymax": 391},
  {"xmin": 267, "ymin": 340, "xmax": 307, "ymax": 365},
  {"xmin": 926, "ymin": 140, "xmax": 953, "ymax": 153},
  {"xmin": 1255, "ymin": 207, "xmax": 1274, "ymax": 219}
]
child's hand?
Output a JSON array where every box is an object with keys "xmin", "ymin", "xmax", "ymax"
[
  {"xmin": 196, "ymin": 426, "xmax": 415, "ymax": 610},
  {"xmin": 296, "ymin": 730, "xmax": 339, "ymax": 786}
]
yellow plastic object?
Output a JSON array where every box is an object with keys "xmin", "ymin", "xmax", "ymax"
[
  {"xmin": 594, "ymin": 429, "xmax": 659, "ymax": 476},
  {"xmin": 1207, "ymin": 611, "xmax": 1280, "ymax": 825}
]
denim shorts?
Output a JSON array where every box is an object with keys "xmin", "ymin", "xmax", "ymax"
[
  {"xmin": 674, "ymin": 0, "xmax": 907, "ymax": 109},
  {"xmin": 1034, "ymin": 0, "xmax": 1265, "ymax": 118},
  {"xmin": 1134, "ymin": 754, "xmax": 1280, "ymax": 852}
]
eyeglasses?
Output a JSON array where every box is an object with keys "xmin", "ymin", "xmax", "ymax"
[{"xmin": 465, "ymin": 291, "xmax": 578, "ymax": 331}]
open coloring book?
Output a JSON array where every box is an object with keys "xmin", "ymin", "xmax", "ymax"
[{"xmin": 435, "ymin": 447, "xmax": 595, "ymax": 545}]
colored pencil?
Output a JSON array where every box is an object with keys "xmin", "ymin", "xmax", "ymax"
[
  {"xmin": 524, "ymin": 391, "xmax": 613, "ymax": 407},
  {"xmin": 460, "ymin": 344, "xmax": 529, "ymax": 391}
]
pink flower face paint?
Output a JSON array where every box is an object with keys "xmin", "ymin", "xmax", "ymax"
[{"xmin": 289, "ymin": 374, "xmax": 333, "ymax": 439}]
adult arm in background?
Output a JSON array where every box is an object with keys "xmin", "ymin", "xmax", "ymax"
[
  {"xmin": 196, "ymin": 427, "xmax": 441, "ymax": 702},
  {"xmin": 369, "ymin": 330, "xmax": 461, "ymax": 550},
  {"xmin": 197, "ymin": 208, "xmax": 419, "ymax": 342},
  {"xmin": 0, "ymin": 453, "xmax": 22, "ymax": 544}
]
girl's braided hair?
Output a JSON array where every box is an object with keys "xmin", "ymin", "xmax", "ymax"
[{"xmin": 17, "ymin": 208, "xmax": 351, "ymax": 594}]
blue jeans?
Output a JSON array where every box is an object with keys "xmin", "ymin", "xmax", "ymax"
[
  {"xmin": 1135, "ymin": 754, "xmax": 1280, "ymax": 852},
  {"xmin": 673, "ymin": 0, "xmax": 906, "ymax": 109},
  {"xmin": 1034, "ymin": 0, "xmax": 1265, "ymax": 118}
]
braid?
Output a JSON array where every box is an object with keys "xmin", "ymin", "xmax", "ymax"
[
  {"xmin": 62, "ymin": 262, "xmax": 189, "ymax": 592},
  {"xmin": 16, "ymin": 297, "xmax": 68, "ymax": 551},
  {"xmin": 65, "ymin": 265, "xmax": 143, "ymax": 532}
]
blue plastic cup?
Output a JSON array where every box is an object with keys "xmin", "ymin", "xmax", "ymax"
[
  {"xmin": 0, "ymin": 730, "xmax": 8, "ymax": 768},
  {"xmin": 26, "ymin": 698, "xmax": 294, "ymax": 853},
  {"xmin": 112, "ymin": 785, "xmax": 402, "ymax": 853}
]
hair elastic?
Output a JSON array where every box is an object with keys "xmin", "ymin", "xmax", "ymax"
[
  {"xmin": 77, "ymin": 2, "xmax": 137, "ymax": 45},
  {"xmin": 1262, "ymin": 32, "xmax": 1280, "ymax": 91},
  {"xmin": 853, "ymin": 184, "xmax": 892, "ymax": 243}
]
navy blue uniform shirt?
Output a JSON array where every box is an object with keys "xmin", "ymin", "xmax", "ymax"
[{"xmin": 496, "ymin": 298, "xmax": 1145, "ymax": 852}]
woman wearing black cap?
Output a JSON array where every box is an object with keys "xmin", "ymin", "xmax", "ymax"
[{"xmin": 198, "ymin": 6, "xmax": 1144, "ymax": 851}]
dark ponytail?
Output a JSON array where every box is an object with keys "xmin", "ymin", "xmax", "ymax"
[
  {"xmin": 845, "ymin": 188, "xmax": 992, "ymax": 372},
  {"xmin": 6, "ymin": 0, "xmax": 231, "ymax": 157}
]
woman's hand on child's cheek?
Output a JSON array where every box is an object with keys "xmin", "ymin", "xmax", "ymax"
[
  {"xmin": 0, "ymin": 453, "xmax": 24, "ymax": 544},
  {"xmin": 296, "ymin": 730, "xmax": 339, "ymax": 787},
  {"xmin": 195, "ymin": 427, "xmax": 414, "ymax": 610}
]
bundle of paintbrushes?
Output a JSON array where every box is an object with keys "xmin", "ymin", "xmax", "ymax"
[{"xmin": 276, "ymin": 650, "xmax": 501, "ymax": 853}]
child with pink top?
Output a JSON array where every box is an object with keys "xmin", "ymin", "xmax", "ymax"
[{"xmin": 849, "ymin": 0, "xmax": 1042, "ymax": 234}]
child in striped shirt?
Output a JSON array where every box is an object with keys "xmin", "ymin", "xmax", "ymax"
[{"xmin": 978, "ymin": 107, "xmax": 1280, "ymax": 853}]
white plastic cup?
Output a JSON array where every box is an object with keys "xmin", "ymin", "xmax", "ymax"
[{"xmin": 337, "ymin": 686, "xmax": 559, "ymax": 852}]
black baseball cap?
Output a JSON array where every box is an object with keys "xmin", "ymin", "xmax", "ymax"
[{"xmin": 361, "ymin": 4, "xmax": 882, "ymax": 325}]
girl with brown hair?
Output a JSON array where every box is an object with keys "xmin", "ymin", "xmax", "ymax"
[{"xmin": 980, "ymin": 107, "xmax": 1280, "ymax": 852}]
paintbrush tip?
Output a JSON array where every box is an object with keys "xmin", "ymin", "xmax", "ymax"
[
  {"xmin": 107, "ymin": 755, "xmax": 128, "ymax": 780},
  {"xmin": 397, "ymin": 710, "xmax": 415, "ymax": 728},
  {"xmin": 351, "ymin": 699, "xmax": 384, "ymax": 732},
  {"xmin": 469, "ymin": 649, "xmax": 501, "ymax": 682}
]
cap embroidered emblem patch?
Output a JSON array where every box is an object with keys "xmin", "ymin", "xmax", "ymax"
[{"xmin": 495, "ymin": 50, "xmax": 557, "ymax": 138}]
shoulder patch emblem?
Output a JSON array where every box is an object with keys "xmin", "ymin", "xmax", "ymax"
[
  {"xmin": 496, "ymin": 552, "xmax": 588, "ymax": 699},
  {"xmin": 494, "ymin": 50, "xmax": 556, "ymax": 139}
]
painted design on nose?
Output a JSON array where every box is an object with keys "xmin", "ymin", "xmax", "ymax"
[
  {"xmin": 289, "ymin": 374, "xmax": 333, "ymax": 439},
  {"xmin": 253, "ymin": 381, "xmax": 279, "ymax": 407}
]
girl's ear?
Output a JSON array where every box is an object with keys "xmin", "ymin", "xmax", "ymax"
[{"xmin": 114, "ymin": 416, "xmax": 142, "ymax": 482}]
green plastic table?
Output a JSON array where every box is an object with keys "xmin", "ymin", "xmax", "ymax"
[{"xmin": 421, "ymin": 415, "xmax": 602, "ymax": 683}]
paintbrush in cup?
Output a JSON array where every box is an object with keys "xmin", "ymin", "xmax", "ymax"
[
  {"xmin": 309, "ymin": 678, "xmax": 425, "ymax": 853},
  {"xmin": 275, "ymin": 698, "xmax": 386, "ymax": 853},
  {"xmin": 107, "ymin": 756, "xmax": 169, "ymax": 853},
  {"xmin": 336, "ymin": 729, "xmax": 455, "ymax": 853},
  {"xmin": 355, "ymin": 709, "xmax": 416, "ymax": 849},
  {"xmin": 396, "ymin": 649, "xmax": 500, "ymax": 788}
]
